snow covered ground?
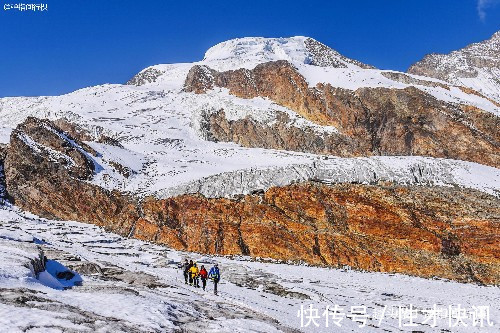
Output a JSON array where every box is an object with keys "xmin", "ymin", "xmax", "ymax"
[{"xmin": 0, "ymin": 204, "xmax": 498, "ymax": 332}]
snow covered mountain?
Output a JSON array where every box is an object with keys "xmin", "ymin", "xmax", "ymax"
[
  {"xmin": 0, "ymin": 35, "xmax": 499, "ymax": 332},
  {"xmin": 408, "ymin": 31, "xmax": 500, "ymax": 103},
  {"xmin": 128, "ymin": 36, "xmax": 374, "ymax": 88},
  {"xmin": 202, "ymin": 36, "xmax": 375, "ymax": 70},
  {"xmin": 0, "ymin": 37, "xmax": 497, "ymax": 197},
  {"xmin": 129, "ymin": 36, "xmax": 499, "ymax": 114}
]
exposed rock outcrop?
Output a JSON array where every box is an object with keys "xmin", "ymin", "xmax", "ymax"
[
  {"xmin": 0, "ymin": 236, "xmax": 46, "ymax": 280},
  {"xmin": 408, "ymin": 31, "xmax": 500, "ymax": 102},
  {"xmin": 4, "ymin": 117, "xmax": 139, "ymax": 235},
  {"xmin": 126, "ymin": 68, "xmax": 165, "ymax": 86},
  {"xmin": 380, "ymin": 71, "xmax": 450, "ymax": 89},
  {"xmin": 200, "ymin": 109, "xmax": 361, "ymax": 157},
  {"xmin": 53, "ymin": 118, "xmax": 123, "ymax": 148},
  {"xmin": 137, "ymin": 183, "xmax": 500, "ymax": 285},
  {"xmin": 185, "ymin": 61, "xmax": 500, "ymax": 167},
  {"xmin": 303, "ymin": 37, "xmax": 375, "ymax": 69},
  {"xmin": 0, "ymin": 143, "xmax": 7, "ymax": 202}
]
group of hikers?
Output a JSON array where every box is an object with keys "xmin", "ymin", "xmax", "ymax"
[{"xmin": 180, "ymin": 259, "xmax": 221, "ymax": 295}]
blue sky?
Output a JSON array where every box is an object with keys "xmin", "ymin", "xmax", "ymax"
[{"xmin": 1, "ymin": 0, "xmax": 499, "ymax": 97}]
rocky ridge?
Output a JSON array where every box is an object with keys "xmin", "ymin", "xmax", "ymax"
[
  {"xmin": 4, "ymin": 117, "xmax": 139, "ymax": 235},
  {"xmin": 137, "ymin": 183, "xmax": 500, "ymax": 284},
  {"xmin": 408, "ymin": 31, "xmax": 500, "ymax": 102},
  {"xmin": 185, "ymin": 60, "xmax": 500, "ymax": 167}
]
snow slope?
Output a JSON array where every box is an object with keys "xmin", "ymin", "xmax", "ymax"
[
  {"xmin": 0, "ymin": 37, "xmax": 498, "ymax": 199},
  {"xmin": 134, "ymin": 36, "xmax": 499, "ymax": 114},
  {"xmin": 0, "ymin": 205, "xmax": 498, "ymax": 332},
  {"xmin": 1, "ymin": 83, "xmax": 498, "ymax": 198}
]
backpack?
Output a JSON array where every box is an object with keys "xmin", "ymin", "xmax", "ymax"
[{"xmin": 209, "ymin": 267, "xmax": 220, "ymax": 280}]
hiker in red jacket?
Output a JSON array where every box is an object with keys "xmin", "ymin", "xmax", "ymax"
[{"xmin": 199, "ymin": 265, "xmax": 208, "ymax": 291}]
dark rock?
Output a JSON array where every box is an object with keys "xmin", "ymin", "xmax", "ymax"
[
  {"xmin": 56, "ymin": 271, "xmax": 75, "ymax": 280},
  {"xmin": 441, "ymin": 238, "xmax": 461, "ymax": 256},
  {"xmin": 183, "ymin": 65, "xmax": 217, "ymax": 93},
  {"xmin": 304, "ymin": 37, "xmax": 375, "ymax": 69},
  {"xmin": 126, "ymin": 68, "xmax": 164, "ymax": 86},
  {"xmin": 200, "ymin": 110, "xmax": 361, "ymax": 157},
  {"xmin": 54, "ymin": 118, "xmax": 123, "ymax": 148},
  {"xmin": 108, "ymin": 160, "xmax": 135, "ymax": 178}
]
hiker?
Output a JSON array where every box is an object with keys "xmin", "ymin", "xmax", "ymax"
[
  {"xmin": 190, "ymin": 262, "xmax": 200, "ymax": 288},
  {"xmin": 182, "ymin": 259, "xmax": 190, "ymax": 284},
  {"xmin": 199, "ymin": 265, "xmax": 208, "ymax": 291},
  {"xmin": 187, "ymin": 260, "xmax": 194, "ymax": 285},
  {"xmin": 208, "ymin": 263, "xmax": 220, "ymax": 295}
]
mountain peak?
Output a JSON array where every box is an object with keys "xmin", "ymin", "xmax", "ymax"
[
  {"xmin": 408, "ymin": 30, "xmax": 500, "ymax": 102},
  {"xmin": 202, "ymin": 36, "xmax": 374, "ymax": 71}
]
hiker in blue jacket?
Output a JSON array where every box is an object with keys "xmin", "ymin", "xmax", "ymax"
[{"xmin": 208, "ymin": 263, "xmax": 220, "ymax": 295}]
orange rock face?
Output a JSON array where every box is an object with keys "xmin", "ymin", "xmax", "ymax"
[
  {"xmin": 138, "ymin": 183, "xmax": 500, "ymax": 285},
  {"xmin": 185, "ymin": 61, "xmax": 500, "ymax": 167}
]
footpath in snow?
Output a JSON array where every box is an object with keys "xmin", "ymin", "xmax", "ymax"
[{"xmin": 0, "ymin": 205, "xmax": 498, "ymax": 332}]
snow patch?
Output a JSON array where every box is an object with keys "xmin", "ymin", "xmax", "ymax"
[{"xmin": 157, "ymin": 156, "xmax": 500, "ymax": 199}]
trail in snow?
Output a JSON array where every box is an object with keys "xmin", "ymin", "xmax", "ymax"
[{"xmin": 0, "ymin": 205, "xmax": 498, "ymax": 332}]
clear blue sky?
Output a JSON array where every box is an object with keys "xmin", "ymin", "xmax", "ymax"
[{"xmin": 1, "ymin": 0, "xmax": 499, "ymax": 97}]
